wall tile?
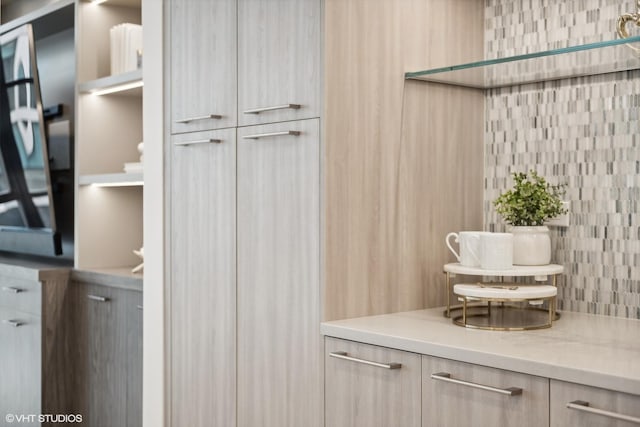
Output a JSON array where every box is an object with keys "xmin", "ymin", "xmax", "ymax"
[{"xmin": 485, "ymin": 0, "xmax": 640, "ymax": 318}]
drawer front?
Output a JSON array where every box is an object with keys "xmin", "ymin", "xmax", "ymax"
[
  {"xmin": 422, "ymin": 356, "xmax": 549, "ymax": 427},
  {"xmin": 0, "ymin": 277, "xmax": 41, "ymax": 315},
  {"xmin": 325, "ymin": 337, "xmax": 421, "ymax": 427},
  {"xmin": 551, "ymin": 380, "xmax": 640, "ymax": 427}
]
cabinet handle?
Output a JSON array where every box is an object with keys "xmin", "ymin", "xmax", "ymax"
[
  {"xmin": 431, "ymin": 372, "xmax": 522, "ymax": 396},
  {"xmin": 136, "ymin": 305, "xmax": 143, "ymax": 311},
  {"xmin": 329, "ymin": 351, "xmax": 401, "ymax": 370},
  {"xmin": 243, "ymin": 104, "xmax": 301, "ymax": 114},
  {"xmin": 1, "ymin": 286, "xmax": 24, "ymax": 293},
  {"xmin": 242, "ymin": 131, "xmax": 301, "ymax": 140},
  {"xmin": 3, "ymin": 319, "xmax": 23, "ymax": 327},
  {"xmin": 87, "ymin": 294, "xmax": 110, "ymax": 302},
  {"xmin": 567, "ymin": 400, "xmax": 640, "ymax": 424},
  {"xmin": 175, "ymin": 114, "xmax": 222, "ymax": 123},
  {"xmin": 174, "ymin": 138, "xmax": 222, "ymax": 146}
]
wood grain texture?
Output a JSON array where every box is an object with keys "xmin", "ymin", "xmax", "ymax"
[
  {"xmin": 169, "ymin": 128, "xmax": 236, "ymax": 427},
  {"xmin": 237, "ymin": 119, "xmax": 322, "ymax": 427},
  {"xmin": 325, "ymin": 337, "xmax": 422, "ymax": 427},
  {"xmin": 126, "ymin": 291, "xmax": 143, "ymax": 427},
  {"xmin": 323, "ymin": 0, "xmax": 484, "ymax": 321},
  {"xmin": 422, "ymin": 355, "xmax": 550, "ymax": 427},
  {"xmin": 238, "ymin": 0, "xmax": 320, "ymax": 126},
  {"xmin": 169, "ymin": 0, "xmax": 237, "ymax": 133},
  {"xmin": 550, "ymin": 380, "xmax": 640, "ymax": 427}
]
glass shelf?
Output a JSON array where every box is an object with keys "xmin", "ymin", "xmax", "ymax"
[{"xmin": 405, "ymin": 35, "xmax": 640, "ymax": 89}]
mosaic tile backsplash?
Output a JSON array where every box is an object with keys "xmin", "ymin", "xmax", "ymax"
[{"xmin": 484, "ymin": 0, "xmax": 640, "ymax": 318}]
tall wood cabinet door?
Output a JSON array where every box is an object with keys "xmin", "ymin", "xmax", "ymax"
[
  {"xmin": 238, "ymin": 0, "xmax": 320, "ymax": 126},
  {"xmin": 325, "ymin": 337, "xmax": 422, "ymax": 427},
  {"xmin": 422, "ymin": 356, "xmax": 549, "ymax": 427},
  {"xmin": 84, "ymin": 284, "xmax": 128, "ymax": 427},
  {"xmin": 170, "ymin": 128, "xmax": 236, "ymax": 427},
  {"xmin": 126, "ymin": 291, "xmax": 143, "ymax": 427},
  {"xmin": 169, "ymin": 0, "xmax": 237, "ymax": 133},
  {"xmin": 0, "ymin": 308, "xmax": 41, "ymax": 426},
  {"xmin": 550, "ymin": 380, "xmax": 640, "ymax": 427},
  {"xmin": 237, "ymin": 119, "xmax": 322, "ymax": 427}
]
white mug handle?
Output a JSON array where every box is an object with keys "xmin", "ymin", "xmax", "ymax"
[{"xmin": 445, "ymin": 232, "xmax": 460, "ymax": 261}]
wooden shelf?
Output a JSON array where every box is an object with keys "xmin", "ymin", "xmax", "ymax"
[
  {"xmin": 79, "ymin": 172, "xmax": 143, "ymax": 187},
  {"xmin": 78, "ymin": 69, "xmax": 143, "ymax": 95}
]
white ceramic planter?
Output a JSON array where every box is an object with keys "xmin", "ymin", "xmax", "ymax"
[{"xmin": 511, "ymin": 226, "xmax": 551, "ymax": 265}]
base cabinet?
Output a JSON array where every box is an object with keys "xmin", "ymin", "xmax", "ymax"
[
  {"xmin": 550, "ymin": 380, "xmax": 640, "ymax": 427},
  {"xmin": 422, "ymin": 356, "xmax": 549, "ymax": 427},
  {"xmin": 325, "ymin": 337, "xmax": 422, "ymax": 427}
]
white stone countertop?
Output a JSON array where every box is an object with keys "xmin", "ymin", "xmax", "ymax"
[{"xmin": 321, "ymin": 308, "xmax": 640, "ymax": 395}]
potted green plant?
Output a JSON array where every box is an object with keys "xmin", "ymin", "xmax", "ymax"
[{"xmin": 493, "ymin": 170, "xmax": 567, "ymax": 265}]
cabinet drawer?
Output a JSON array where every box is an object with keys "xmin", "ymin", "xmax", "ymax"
[
  {"xmin": 325, "ymin": 337, "xmax": 421, "ymax": 427},
  {"xmin": 0, "ymin": 277, "xmax": 41, "ymax": 315},
  {"xmin": 422, "ymin": 356, "xmax": 549, "ymax": 427},
  {"xmin": 550, "ymin": 380, "xmax": 640, "ymax": 426}
]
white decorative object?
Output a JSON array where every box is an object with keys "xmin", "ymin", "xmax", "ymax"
[
  {"xmin": 479, "ymin": 232, "xmax": 513, "ymax": 270},
  {"xmin": 445, "ymin": 231, "xmax": 487, "ymax": 267},
  {"xmin": 132, "ymin": 247, "xmax": 144, "ymax": 274},
  {"xmin": 110, "ymin": 23, "xmax": 143, "ymax": 75},
  {"xmin": 511, "ymin": 226, "xmax": 551, "ymax": 266}
]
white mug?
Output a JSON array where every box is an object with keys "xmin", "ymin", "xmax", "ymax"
[
  {"xmin": 479, "ymin": 233, "xmax": 513, "ymax": 270},
  {"xmin": 445, "ymin": 232, "xmax": 485, "ymax": 267}
]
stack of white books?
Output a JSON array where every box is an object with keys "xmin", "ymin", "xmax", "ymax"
[{"xmin": 110, "ymin": 23, "xmax": 143, "ymax": 75}]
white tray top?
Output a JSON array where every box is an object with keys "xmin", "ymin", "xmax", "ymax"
[
  {"xmin": 444, "ymin": 263, "xmax": 564, "ymax": 277},
  {"xmin": 454, "ymin": 284, "xmax": 557, "ymax": 300}
]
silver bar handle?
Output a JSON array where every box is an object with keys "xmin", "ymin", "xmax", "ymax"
[
  {"xmin": 3, "ymin": 319, "xmax": 23, "ymax": 327},
  {"xmin": 175, "ymin": 114, "xmax": 222, "ymax": 123},
  {"xmin": 329, "ymin": 351, "xmax": 401, "ymax": 370},
  {"xmin": 136, "ymin": 305, "xmax": 143, "ymax": 311},
  {"xmin": 174, "ymin": 138, "xmax": 222, "ymax": 146},
  {"xmin": 243, "ymin": 104, "xmax": 301, "ymax": 114},
  {"xmin": 87, "ymin": 294, "xmax": 110, "ymax": 303},
  {"xmin": 242, "ymin": 131, "xmax": 301, "ymax": 140},
  {"xmin": 567, "ymin": 400, "xmax": 640, "ymax": 424},
  {"xmin": 431, "ymin": 372, "xmax": 522, "ymax": 396},
  {"xmin": 2, "ymin": 286, "xmax": 24, "ymax": 293}
]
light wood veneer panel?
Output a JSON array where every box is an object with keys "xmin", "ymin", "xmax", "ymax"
[{"xmin": 323, "ymin": 0, "xmax": 484, "ymax": 320}]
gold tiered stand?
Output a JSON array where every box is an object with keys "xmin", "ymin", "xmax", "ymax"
[{"xmin": 443, "ymin": 263, "xmax": 564, "ymax": 331}]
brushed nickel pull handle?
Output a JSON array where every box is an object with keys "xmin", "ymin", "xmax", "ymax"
[
  {"xmin": 136, "ymin": 305, "xmax": 143, "ymax": 310},
  {"xmin": 431, "ymin": 372, "xmax": 522, "ymax": 396},
  {"xmin": 567, "ymin": 400, "xmax": 640, "ymax": 424},
  {"xmin": 87, "ymin": 294, "xmax": 110, "ymax": 302},
  {"xmin": 174, "ymin": 138, "xmax": 222, "ymax": 146},
  {"xmin": 329, "ymin": 351, "xmax": 401, "ymax": 370},
  {"xmin": 3, "ymin": 319, "xmax": 23, "ymax": 327},
  {"xmin": 243, "ymin": 104, "xmax": 301, "ymax": 114},
  {"xmin": 175, "ymin": 114, "xmax": 222, "ymax": 123},
  {"xmin": 2, "ymin": 286, "xmax": 24, "ymax": 293},
  {"xmin": 242, "ymin": 131, "xmax": 301, "ymax": 140}
]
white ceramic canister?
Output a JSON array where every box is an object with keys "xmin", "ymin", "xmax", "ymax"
[{"xmin": 511, "ymin": 226, "xmax": 551, "ymax": 266}]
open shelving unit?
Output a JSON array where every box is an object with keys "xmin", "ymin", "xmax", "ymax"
[
  {"xmin": 75, "ymin": 0, "xmax": 143, "ymax": 273},
  {"xmin": 405, "ymin": 35, "xmax": 640, "ymax": 89}
]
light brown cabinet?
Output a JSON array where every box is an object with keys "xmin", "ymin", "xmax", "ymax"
[
  {"xmin": 422, "ymin": 355, "xmax": 549, "ymax": 427},
  {"xmin": 169, "ymin": 0, "xmax": 237, "ymax": 133},
  {"xmin": 325, "ymin": 337, "xmax": 422, "ymax": 427},
  {"xmin": 550, "ymin": 380, "xmax": 640, "ymax": 427}
]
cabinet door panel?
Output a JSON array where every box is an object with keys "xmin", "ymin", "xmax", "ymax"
[
  {"xmin": 238, "ymin": 0, "xmax": 320, "ymax": 126},
  {"xmin": 170, "ymin": 128, "xmax": 236, "ymax": 427},
  {"xmin": 422, "ymin": 356, "xmax": 549, "ymax": 427},
  {"xmin": 0, "ymin": 308, "xmax": 40, "ymax": 426},
  {"xmin": 325, "ymin": 337, "xmax": 422, "ymax": 427},
  {"xmin": 237, "ymin": 119, "xmax": 321, "ymax": 427},
  {"xmin": 126, "ymin": 291, "xmax": 143, "ymax": 427},
  {"xmin": 84, "ymin": 284, "xmax": 128, "ymax": 427},
  {"xmin": 551, "ymin": 380, "xmax": 640, "ymax": 427},
  {"xmin": 170, "ymin": 0, "xmax": 237, "ymax": 133}
]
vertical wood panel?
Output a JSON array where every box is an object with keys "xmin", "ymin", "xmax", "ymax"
[{"xmin": 323, "ymin": 0, "xmax": 485, "ymax": 320}]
